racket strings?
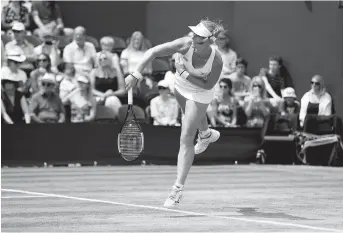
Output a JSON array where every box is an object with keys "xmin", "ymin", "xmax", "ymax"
[{"xmin": 119, "ymin": 121, "xmax": 143, "ymax": 158}]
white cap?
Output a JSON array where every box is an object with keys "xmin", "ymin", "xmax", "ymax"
[
  {"xmin": 12, "ymin": 21, "xmax": 25, "ymax": 31},
  {"xmin": 282, "ymin": 87, "xmax": 297, "ymax": 98},
  {"xmin": 158, "ymin": 79, "xmax": 169, "ymax": 88},
  {"xmin": 6, "ymin": 47, "xmax": 26, "ymax": 62},
  {"xmin": 41, "ymin": 73, "xmax": 56, "ymax": 84},
  {"xmin": 77, "ymin": 75, "xmax": 89, "ymax": 83},
  {"xmin": 188, "ymin": 23, "xmax": 212, "ymax": 37}
]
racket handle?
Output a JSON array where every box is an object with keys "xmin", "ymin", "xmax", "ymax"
[{"xmin": 128, "ymin": 88, "xmax": 133, "ymax": 105}]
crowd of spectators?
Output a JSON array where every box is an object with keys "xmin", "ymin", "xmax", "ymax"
[{"xmin": 1, "ymin": 1, "xmax": 339, "ymax": 135}]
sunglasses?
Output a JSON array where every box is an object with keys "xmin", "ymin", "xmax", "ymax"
[
  {"xmin": 41, "ymin": 82, "xmax": 54, "ymax": 87},
  {"xmin": 38, "ymin": 59, "xmax": 48, "ymax": 62},
  {"xmin": 253, "ymin": 84, "xmax": 262, "ymax": 88},
  {"xmin": 158, "ymin": 86, "xmax": 168, "ymax": 90},
  {"xmin": 219, "ymin": 85, "xmax": 228, "ymax": 89},
  {"xmin": 311, "ymin": 81, "xmax": 320, "ymax": 86},
  {"xmin": 12, "ymin": 30, "xmax": 23, "ymax": 34}
]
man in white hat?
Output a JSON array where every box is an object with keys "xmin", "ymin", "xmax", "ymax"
[
  {"xmin": 149, "ymin": 79, "xmax": 179, "ymax": 126},
  {"xmin": 5, "ymin": 21, "xmax": 36, "ymax": 74},
  {"xmin": 276, "ymin": 87, "xmax": 300, "ymax": 130},
  {"xmin": 29, "ymin": 73, "xmax": 65, "ymax": 123},
  {"xmin": 1, "ymin": 47, "xmax": 28, "ymax": 90}
]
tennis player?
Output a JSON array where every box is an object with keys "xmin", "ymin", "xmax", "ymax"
[{"xmin": 125, "ymin": 19, "xmax": 224, "ymax": 208}]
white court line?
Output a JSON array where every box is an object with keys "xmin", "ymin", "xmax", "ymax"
[
  {"xmin": 1, "ymin": 188, "xmax": 341, "ymax": 232},
  {"xmin": 1, "ymin": 195, "xmax": 50, "ymax": 199}
]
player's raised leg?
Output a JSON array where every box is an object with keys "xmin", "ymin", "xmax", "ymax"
[{"xmin": 194, "ymin": 114, "xmax": 220, "ymax": 155}]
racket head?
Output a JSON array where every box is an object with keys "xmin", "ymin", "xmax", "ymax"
[{"xmin": 118, "ymin": 117, "xmax": 144, "ymax": 162}]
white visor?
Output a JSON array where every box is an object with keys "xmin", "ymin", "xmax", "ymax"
[{"xmin": 188, "ymin": 23, "xmax": 212, "ymax": 38}]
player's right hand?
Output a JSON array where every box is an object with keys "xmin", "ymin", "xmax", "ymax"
[{"xmin": 125, "ymin": 74, "xmax": 138, "ymax": 90}]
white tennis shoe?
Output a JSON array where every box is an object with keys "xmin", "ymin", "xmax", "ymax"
[
  {"xmin": 163, "ymin": 185, "xmax": 183, "ymax": 208},
  {"xmin": 194, "ymin": 129, "xmax": 220, "ymax": 154}
]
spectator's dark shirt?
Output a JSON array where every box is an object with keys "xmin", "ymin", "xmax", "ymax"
[
  {"xmin": 266, "ymin": 73, "xmax": 284, "ymax": 97},
  {"xmin": 1, "ymin": 90, "xmax": 24, "ymax": 123},
  {"xmin": 2, "ymin": 4, "xmax": 29, "ymax": 25},
  {"xmin": 32, "ymin": 2, "xmax": 62, "ymax": 25},
  {"xmin": 281, "ymin": 101, "xmax": 300, "ymax": 115}
]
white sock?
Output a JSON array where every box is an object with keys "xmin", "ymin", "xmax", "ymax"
[
  {"xmin": 174, "ymin": 182, "xmax": 184, "ymax": 189},
  {"xmin": 199, "ymin": 128, "xmax": 211, "ymax": 138}
]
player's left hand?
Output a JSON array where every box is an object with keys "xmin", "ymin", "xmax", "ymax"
[{"xmin": 125, "ymin": 74, "xmax": 139, "ymax": 90}]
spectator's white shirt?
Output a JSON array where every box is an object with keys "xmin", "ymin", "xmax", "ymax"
[
  {"xmin": 120, "ymin": 48, "xmax": 152, "ymax": 74},
  {"xmin": 212, "ymin": 44, "xmax": 237, "ymax": 75},
  {"xmin": 163, "ymin": 71, "xmax": 176, "ymax": 94},
  {"xmin": 63, "ymin": 41, "xmax": 96, "ymax": 75},
  {"xmin": 299, "ymin": 90, "xmax": 332, "ymax": 126},
  {"xmin": 150, "ymin": 95, "xmax": 178, "ymax": 126},
  {"xmin": 5, "ymin": 40, "xmax": 36, "ymax": 70},
  {"xmin": 1, "ymin": 66, "xmax": 27, "ymax": 83}
]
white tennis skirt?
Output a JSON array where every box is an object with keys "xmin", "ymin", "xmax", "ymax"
[{"xmin": 174, "ymin": 72, "xmax": 215, "ymax": 104}]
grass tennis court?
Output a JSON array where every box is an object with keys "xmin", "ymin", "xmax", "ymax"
[{"xmin": 2, "ymin": 165, "xmax": 343, "ymax": 232}]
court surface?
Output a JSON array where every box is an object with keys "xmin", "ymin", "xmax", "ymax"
[{"xmin": 2, "ymin": 165, "xmax": 343, "ymax": 232}]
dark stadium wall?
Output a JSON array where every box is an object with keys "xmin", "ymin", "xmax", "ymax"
[
  {"xmin": 58, "ymin": 1, "xmax": 147, "ymax": 39},
  {"xmin": 145, "ymin": 1, "xmax": 343, "ymax": 118}
]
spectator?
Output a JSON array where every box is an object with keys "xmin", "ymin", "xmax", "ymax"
[
  {"xmin": 5, "ymin": 21, "xmax": 36, "ymax": 75},
  {"xmin": 1, "ymin": 75, "xmax": 30, "ymax": 124},
  {"xmin": 1, "ymin": 48, "xmax": 27, "ymax": 90},
  {"xmin": 33, "ymin": 31, "xmax": 60, "ymax": 71},
  {"xmin": 90, "ymin": 51, "xmax": 124, "ymax": 117},
  {"xmin": 226, "ymin": 58, "xmax": 251, "ymax": 104},
  {"xmin": 260, "ymin": 56, "xmax": 293, "ymax": 107},
  {"xmin": 150, "ymin": 80, "xmax": 179, "ymax": 126},
  {"xmin": 1, "ymin": 39, "xmax": 6, "ymax": 66},
  {"xmin": 299, "ymin": 75, "xmax": 332, "ymax": 127},
  {"xmin": 69, "ymin": 75, "xmax": 96, "ymax": 123},
  {"xmin": 1, "ymin": 1, "xmax": 30, "ymax": 35},
  {"xmin": 29, "ymin": 73, "xmax": 65, "ymax": 123},
  {"xmin": 31, "ymin": 0, "xmax": 73, "ymax": 39},
  {"xmin": 24, "ymin": 53, "xmax": 56, "ymax": 97},
  {"xmin": 120, "ymin": 31, "xmax": 152, "ymax": 77},
  {"xmin": 209, "ymin": 78, "xmax": 238, "ymax": 128},
  {"xmin": 163, "ymin": 53, "xmax": 177, "ymax": 95},
  {"xmin": 59, "ymin": 62, "xmax": 78, "ymax": 102},
  {"xmin": 98, "ymin": 36, "xmax": 122, "ymax": 69},
  {"xmin": 63, "ymin": 26, "xmax": 97, "ymax": 76},
  {"xmin": 212, "ymin": 30, "xmax": 237, "ymax": 77},
  {"xmin": 244, "ymin": 76, "xmax": 272, "ymax": 128}
]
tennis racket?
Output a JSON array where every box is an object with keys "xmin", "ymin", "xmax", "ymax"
[{"xmin": 117, "ymin": 88, "xmax": 144, "ymax": 162}]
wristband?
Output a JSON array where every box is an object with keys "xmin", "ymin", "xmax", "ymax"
[
  {"xmin": 131, "ymin": 71, "xmax": 143, "ymax": 80},
  {"xmin": 180, "ymin": 70, "xmax": 189, "ymax": 79}
]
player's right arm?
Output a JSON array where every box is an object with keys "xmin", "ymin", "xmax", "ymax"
[{"xmin": 125, "ymin": 37, "xmax": 192, "ymax": 90}]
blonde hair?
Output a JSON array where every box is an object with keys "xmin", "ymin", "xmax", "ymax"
[
  {"xmin": 200, "ymin": 18, "xmax": 225, "ymax": 38},
  {"xmin": 127, "ymin": 31, "xmax": 146, "ymax": 51},
  {"xmin": 100, "ymin": 36, "xmax": 114, "ymax": 46},
  {"xmin": 250, "ymin": 76, "xmax": 267, "ymax": 98}
]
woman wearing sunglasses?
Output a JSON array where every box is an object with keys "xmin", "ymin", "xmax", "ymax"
[
  {"xmin": 243, "ymin": 76, "xmax": 272, "ymax": 128},
  {"xmin": 125, "ymin": 19, "xmax": 224, "ymax": 208},
  {"xmin": 208, "ymin": 78, "xmax": 238, "ymax": 127},
  {"xmin": 299, "ymin": 75, "xmax": 332, "ymax": 127}
]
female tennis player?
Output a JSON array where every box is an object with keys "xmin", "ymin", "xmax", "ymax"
[{"xmin": 125, "ymin": 19, "xmax": 224, "ymax": 208}]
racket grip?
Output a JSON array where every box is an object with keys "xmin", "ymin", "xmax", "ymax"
[{"xmin": 128, "ymin": 88, "xmax": 133, "ymax": 105}]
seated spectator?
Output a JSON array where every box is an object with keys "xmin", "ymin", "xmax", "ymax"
[
  {"xmin": 31, "ymin": 0, "xmax": 73, "ymax": 39},
  {"xmin": 1, "ymin": 48, "xmax": 27, "ymax": 90},
  {"xmin": 63, "ymin": 26, "xmax": 96, "ymax": 76},
  {"xmin": 1, "ymin": 1, "xmax": 30, "ymax": 35},
  {"xmin": 24, "ymin": 53, "xmax": 56, "ymax": 97},
  {"xmin": 299, "ymin": 75, "xmax": 332, "ymax": 127},
  {"xmin": 29, "ymin": 73, "xmax": 65, "ymax": 123},
  {"xmin": 59, "ymin": 62, "xmax": 78, "ymax": 102},
  {"xmin": 5, "ymin": 21, "xmax": 36, "ymax": 75},
  {"xmin": 260, "ymin": 56, "xmax": 293, "ymax": 107},
  {"xmin": 212, "ymin": 30, "xmax": 237, "ymax": 77},
  {"xmin": 90, "ymin": 51, "xmax": 124, "ymax": 118},
  {"xmin": 150, "ymin": 80, "xmax": 179, "ymax": 126},
  {"xmin": 120, "ymin": 31, "xmax": 154, "ymax": 98},
  {"xmin": 33, "ymin": 31, "xmax": 60, "ymax": 71},
  {"xmin": 69, "ymin": 75, "xmax": 96, "ymax": 123},
  {"xmin": 244, "ymin": 76, "xmax": 272, "ymax": 128},
  {"xmin": 226, "ymin": 58, "xmax": 251, "ymax": 103},
  {"xmin": 163, "ymin": 53, "xmax": 177, "ymax": 95},
  {"xmin": 274, "ymin": 87, "xmax": 300, "ymax": 131},
  {"xmin": 1, "ymin": 75, "xmax": 30, "ymax": 124},
  {"xmin": 209, "ymin": 78, "xmax": 238, "ymax": 128}
]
